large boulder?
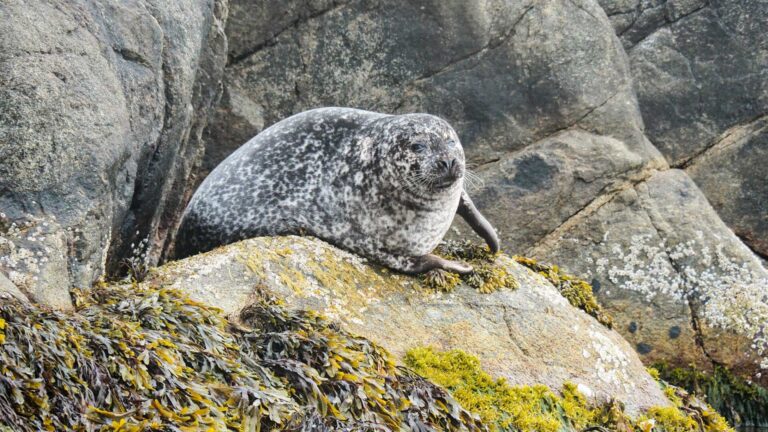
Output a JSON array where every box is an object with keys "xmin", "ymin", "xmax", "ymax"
[
  {"xmin": 0, "ymin": 0, "xmax": 228, "ymax": 308},
  {"xmin": 148, "ymin": 235, "xmax": 670, "ymax": 414},
  {"xmin": 596, "ymin": 0, "xmax": 768, "ymax": 255},
  {"xmin": 528, "ymin": 169, "xmax": 768, "ymax": 384}
]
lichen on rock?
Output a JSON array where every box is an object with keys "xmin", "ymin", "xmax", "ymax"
[{"xmin": 513, "ymin": 256, "xmax": 614, "ymax": 328}]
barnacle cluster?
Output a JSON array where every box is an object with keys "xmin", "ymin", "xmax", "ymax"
[
  {"xmin": 513, "ymin": 256, "xmax": 614, "ymax": 328},
  {"xmin": 652, "ymin": 363, "xmax": 768, "ymax": 427},
  {"xmin": 425, "ymin": 240, "xmax": 519, "ymax": 293},
  {"xmin": 405, "ymin": 347, "xmax": 733, "ymax": 432},
  {"xmin": 0, "ymin": 285, "xmax": 484, "ymax": 431},
  {"xmin": 593, "ymin": 234, "xmax": 768, "ymax": 363}
]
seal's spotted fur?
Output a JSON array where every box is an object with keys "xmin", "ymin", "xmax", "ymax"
[{"xmin": 175, "ymin": 107, "xmax": 498, "ymax": 273}]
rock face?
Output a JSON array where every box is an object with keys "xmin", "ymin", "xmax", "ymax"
[
  {"xmin": 626, "ymin": 0, "xmax": 768, "ymax": 166},
  {"xmin": 686, "ymin": 117, "xmax": 768, "ymax": 260},
  {"xmin": 204, "ymin": 0, "xmax": 661, "ymax": 176},
  {"xmin": 0, "ymin": 0, "xmax": 228, "ymax": 307},
  {"xmin": 596, "ymin": 0, "xmax": 768, "ymax": 256},
  {"xmin": 149, "ymin": 235, "xmax": 670, "ymax": 414},
  {"xmin": 529, "ymin": 169, "xmax": 768, "ymax": 383},
  {"xmin": 453, "ymin": 130, "xmax": 665, "ymax": 251}
]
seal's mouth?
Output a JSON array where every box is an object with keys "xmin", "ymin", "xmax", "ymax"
[{"xmin": 432, "ymin": 173, "xmax": 461, "ymax": 190}]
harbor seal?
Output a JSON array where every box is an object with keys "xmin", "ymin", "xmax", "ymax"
[{"xmin": 175, "ymin": 107, "xmax": 499, "ymax": 274}]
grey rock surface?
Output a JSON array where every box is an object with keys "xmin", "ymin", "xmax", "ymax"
[
  {"xmin": 596, "ymin": 0, "xmax": 768, "ymax": 258},
  {"xmin": 452, "ymin": 130, "xmax": 665, "ymax": 252},
  {"xmin": 625, "ymin": 0, "xmax": 768, "ymax": 166},
  {"xmin": 0, "ymin": 0, "xmax": 228, "ymax": 307},
  {"xmin": 686, "ymin": 116, "xmax": 768, "ymax": 259},
  {"xmin": 148, "ymin": 235, "xmax": 671, "ymax": 415},
  {"xmin": 204, "ymin": 0, "xmax": 658, "ymax": 178},
  {"xmin": 0, "ymin": 272, "xmax": 27, "ymax": 303},
  {"xmin": 530, "ymin": 169, "xmax": 768, "ymax": 384}
]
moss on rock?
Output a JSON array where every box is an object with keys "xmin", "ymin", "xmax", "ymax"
[
  {"xmin": 0, "ymin": 285, "xmax": 484, "ymax": 431},
  {"xmin": 404, "ymin": 347, "xmax": 733, "ymax": 432}
]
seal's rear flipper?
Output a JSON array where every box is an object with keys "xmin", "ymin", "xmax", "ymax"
[
  {"xmin": 377, "ymin": 252, "xmax": 473, "ymax": 275},
  {"xmin": 457, "ymin": 190, "xmax": 500, "ymax": 253}
]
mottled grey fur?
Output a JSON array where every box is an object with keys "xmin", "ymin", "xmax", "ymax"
[{"xmin": 175, "ymin": 107, "xmax": 498, "ymax": 273}]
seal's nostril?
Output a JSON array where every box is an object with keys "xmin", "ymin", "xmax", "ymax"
[
  {"xmin": 449, "ymin": 158, "xmax": 457, "ymax": 169},
  {"xmin": 437, "ymin": 160, "xmax": 449, "ymax": 171}
]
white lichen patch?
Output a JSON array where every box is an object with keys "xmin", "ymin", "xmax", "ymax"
[
  {"xmin": 588, "ymin": 326, "xmax": 635, "ymax": 393},
  {"xmin": 594, "ymin": 233, "xmax": 768, "ymax": 365}
]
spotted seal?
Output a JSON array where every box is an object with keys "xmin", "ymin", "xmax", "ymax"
[{"xmin": 175, "ymin": 107, "xmax": 499, "ymax": 274}]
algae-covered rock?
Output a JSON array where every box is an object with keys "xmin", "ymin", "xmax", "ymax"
[
  {"xmin": 148, "ymin": 235, "xmax": 669, "ymax": 414},
  {"xmin": 404, "ymin": 347, "xmax": 732, "ymax": 432}
]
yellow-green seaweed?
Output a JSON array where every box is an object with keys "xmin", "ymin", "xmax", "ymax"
[
  {"xmin": 422, "ymin": 268, "xmax": 463, "ymax": 292},
  {"xmin": 652, "ymin": 362, "xmax": 768, "ymax": 428},
  {"xmin": 0, "ymin": 286, "xmax": 484, "ymax": 431},
  {"xmin": 426, "ymin": 240, "xmax": 519, "ymax": 293},
  {"xmin": 404, "ymin": 346, "xmax": 733, "ymax": 432},
  {"xmin": 404, "ymin": 346, "xmax": 598, "ymax": 432}
]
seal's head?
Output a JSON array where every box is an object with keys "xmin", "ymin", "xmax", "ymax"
[{"xmin": 369, "ymin": 113, "xmax": 465, "ymax": 199}]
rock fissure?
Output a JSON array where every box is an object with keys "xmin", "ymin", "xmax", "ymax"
[
  {"xmin": 626, "ymin": 2, "xmax": 710, "ymax": 50},
  {"xmin": 613, "ymin": 0, "xmax": 644, "ymax": 37},
  {"xmin": 540, "ymin": 85, "xmax": 626, "ymax": 139},
  {"xmin": 527, "ymin": 164, "xmax": 662, "ymax": 255},
  {"xmin": 501, "ymin": 306, "xmax": 533, "ymax": 357},
  {"xmin": 468, "ymin": 85, "xmax": 630, "ymax": 177},
  {"xmin": 637, "ymin": 185, "xmax": 723, "ymax": 370},
  {"xmin": 113, "ymin": 47, "xmax": 152, "ymax": 69},
  {"xmin": 566, "ymin": 0, "xmax": 601, "ymax": 22},
  {"xmin": 406, "ymin": 2, "xmax": 537, "ymax": 85},
  {"xmin": 679, "ymin": 113, "xmax": 768, "ymax": 169},
  {"xmin": 227, "ymin": 1, "xmax": 350, "ymax": 65}
]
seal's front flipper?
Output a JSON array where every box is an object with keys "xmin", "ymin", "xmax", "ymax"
[
  {"xmin": 377, "ymin": 252, "xmax": 473, "ymax": 275},
  {"xmin": 457, "ymin": 190, "xmax": 500, "ymax": 253}
]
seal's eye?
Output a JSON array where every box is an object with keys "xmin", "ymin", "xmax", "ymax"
[{"xmin": 411, "ymin": 143, "xmax": 427, "ymax": 153}]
